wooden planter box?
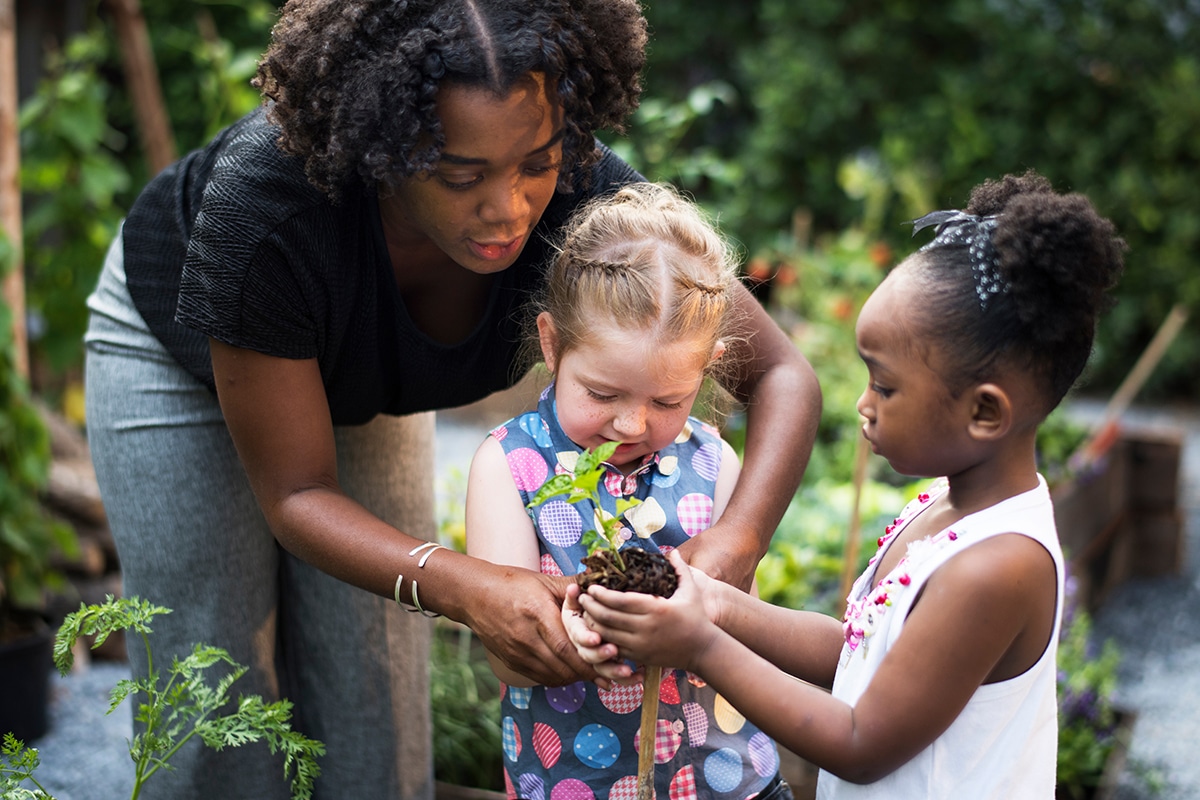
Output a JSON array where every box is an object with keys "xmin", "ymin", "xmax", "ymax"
[{"xmin": 1051, "ymin": 426, "xmax": 1185, "ymax": 610}]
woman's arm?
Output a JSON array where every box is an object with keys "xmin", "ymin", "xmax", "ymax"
[
  {"xmin": 677, "ymin": 284, "xmax": 821, "ymax": 591},
  {"xmin": 465, "ymin": 435, "xmax": 545, "ymax": 687},
  {"xmin": 210, "ymin": 339, "xmax": 596, "ymax": 686}
]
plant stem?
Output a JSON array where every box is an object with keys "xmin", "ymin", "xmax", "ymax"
[{"xmin": 637, "ymin": 664, "xmax": 663, "ymax": 800}]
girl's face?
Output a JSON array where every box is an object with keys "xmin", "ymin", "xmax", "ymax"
[
  {"xmin": 539, "ymin": 314, "xmax": 721, "ymax": 472},
  {"xmin": 854, "ymin": 270, "xmax": 977, "ymax": 478},
  {"xmin": 387, "ymin": 72, "xmax": 564, "ymax": 274}
]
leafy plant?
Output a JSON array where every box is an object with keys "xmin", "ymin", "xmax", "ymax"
[
  {"xmin": 19, "ymin": 29, "xmax": 131, "ymax": 384},
  {"xmin": 1056, "ymin": 584, "xmax": 1127, "ymax": 799},
  {"xmin": 430, "ymin": 625, "xmax": 503, "ymax": 791},
  {"xmin": 526, "ymin": 441, "xmax": 642, "ymax": 574},
  {"xmin": 18, "ymin": 1, "xmax": 280, "ymax": 400},
  {"xmin": 0, "ymin": 596, "xmax": 324, "ymax": 800},
  {"xmin": 526, "ymin": 440, "xmax": 667, "ymax": 800},
  {"xmin": 623, "ymin": 0, "xmax": 1200, "ymax": 398}
]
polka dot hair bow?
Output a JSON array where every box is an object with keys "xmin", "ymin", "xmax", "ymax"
[{"xmin": 911, "ymin": 209, "xmax": 1010, "ymax": 310}]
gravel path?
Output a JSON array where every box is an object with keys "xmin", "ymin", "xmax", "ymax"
[{"xmin": 20, "ymin": 401, "xmax": 1200, "ymax": 798}]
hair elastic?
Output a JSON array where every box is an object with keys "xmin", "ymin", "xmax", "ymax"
[{"xmin": 911, "ymin": 209, "xmax": 1010, "ymax": 310}]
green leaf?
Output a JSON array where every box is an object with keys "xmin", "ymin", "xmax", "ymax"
[
  {"xmin": 615, "ymin": 498, "xmax": 642, "ymax": 516},
  {"xmin": 575, "ymin": 441, "xmax": 619, "ymax": 475},
  {"xmin": 525, "ymin": 443, "xmax": 640, "ymax": 566},
  {"xmin": 526, "ymin": 473, "xmax": 576, "ymax": 508}
]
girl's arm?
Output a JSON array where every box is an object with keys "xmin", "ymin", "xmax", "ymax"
[
  {"xmin": 678, "ymin": 284, "xmax": 821, "ymax": 591},
  {"xmin": 711, "ymin": 437, "xmax": 740, "ymax": 520},
  {"xmin": 582, "ymin": 536, "xmax": 1055, "ymax": 783},
  {"xmin": 697, "ymin": 574, "xmax": 843, "ymax": 688},
  {"xmin": 465, "ymin": 435, "xmax": 545, "ymax": 687},
  {"xmin": 210, "ymin": 340, "xmax": 596, "ymax": 686}
]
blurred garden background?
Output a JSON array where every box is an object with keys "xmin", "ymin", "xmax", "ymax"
[{"xmin": 3, "ymin": 1, "xmax": 1199, "ymax": 798}]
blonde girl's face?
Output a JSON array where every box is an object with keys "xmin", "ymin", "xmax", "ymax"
[{"xmin": 539, "ymin": 314, "xmax": 722, "ymax": 473}]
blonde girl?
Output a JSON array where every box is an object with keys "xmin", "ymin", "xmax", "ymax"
[{"xmin": 467, "ymin": 183, "xmax": 796, "ymax": 800}]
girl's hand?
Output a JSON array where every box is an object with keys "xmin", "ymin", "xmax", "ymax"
[
  {"xmin": 562, "ymin": 582, "xmax": 635, "ymax": 688},
  {"xmin": 578, "ymin": 551, "xmax": 720, "ymax": 671}
]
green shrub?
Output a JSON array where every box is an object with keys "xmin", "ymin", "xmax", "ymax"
[
  {"xmin": 626, "ymin": 0, "xmax": 1200, "ymax": 399},
  {"xmin": 0, "ymin": 235, "xmax": 78, "ymax": 640},
  {"xmin": 431, "ymin": 626, "xmax": 503, "ymax": 791}
]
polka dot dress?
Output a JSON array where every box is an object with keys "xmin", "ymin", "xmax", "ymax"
[{"xmin": 492, "ymin": 384, "xmax": 781, "ymax": 800}]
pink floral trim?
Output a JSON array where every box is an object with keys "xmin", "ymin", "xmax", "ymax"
[{"xmin": 842, "ymin": 481, "xmax": 960, "ymax": 656}]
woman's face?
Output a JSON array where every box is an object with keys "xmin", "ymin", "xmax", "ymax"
[{"xmin": 387, "ymin": 72, "xmax": 565, "ymax": 275}]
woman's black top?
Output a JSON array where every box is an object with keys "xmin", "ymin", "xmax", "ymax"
[{"xmin": 122, "ymin": 106, "xmax": 640, "ymax": 424}]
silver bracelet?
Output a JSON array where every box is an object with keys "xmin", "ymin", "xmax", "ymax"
[
  {"xmin": 392, "ymin": 542, "xmax": 446, "ymax": 617},
  {"xmin": 409, "ymin": 541, "xmax": 445, "ymax": 568},
  {"xmin": 393, "ymin": 573, "xmax": 440, "ymax": 617}
]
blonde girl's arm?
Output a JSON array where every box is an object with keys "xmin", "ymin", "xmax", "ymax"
[
  {"xmin": 465, "ymin": 435, "xmax": 545, "ymax": 687},
  {"xmin": 711, "ymin": 437, "xmax": 741, "ymax": 521}
]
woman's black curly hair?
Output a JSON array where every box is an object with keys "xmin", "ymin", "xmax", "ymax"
[
  {"xmin": 254, "ymin": 0, "xmax": 648, "ymax": 200},
  {"xmin": 909, "ymin": 170, "xmax": 1127, "ymax": 413}
]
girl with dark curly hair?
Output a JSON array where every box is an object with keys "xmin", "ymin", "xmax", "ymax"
[
  {"xmin": 573, "ymin": 171, "xmax": 1126, "ymax": 799},
  {"xmin": 82, "ymin": 1, "xmax": 821, "ymax": 798}
]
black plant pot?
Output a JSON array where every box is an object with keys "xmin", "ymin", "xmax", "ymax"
[{"xmin": 0, "ymin": 627, "xmax": 55, "ymax": 741}]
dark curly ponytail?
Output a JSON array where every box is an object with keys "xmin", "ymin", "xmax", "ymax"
[{"xmin": 910, "ymin": 170, "xmax": 1126, "ymax": 412}]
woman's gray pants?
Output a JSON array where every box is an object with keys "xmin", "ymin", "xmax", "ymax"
[{"xmin": 84, "ymin": 228, "xmax": 436, "ymax": 800}]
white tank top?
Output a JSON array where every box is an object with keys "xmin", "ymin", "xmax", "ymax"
[{"xmin": 817, "ymin": 476, "xmax": 1062, "ymax": 800}]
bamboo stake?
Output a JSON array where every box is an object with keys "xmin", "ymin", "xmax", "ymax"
[
  {"xmin": 837, "ymin": 432, "xmax": 872, "ymax": 615},
  {"xmin": 104, "ymin": 0, "xmax": 176, "ymax": 174},
  {"xmin": 637, "ymin": 664, "xmax": 662, "ymax": 800},
  {"xmin": 0, "ymin": 0, "xmax": 26, "ymax": 380},
  {"xmin": 1069, "ymin": 303, "xmax": 1190, "ymax": 473}
]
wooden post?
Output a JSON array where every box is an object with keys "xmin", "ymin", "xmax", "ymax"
[
  {"xmin": 0, "ymin": 0, "xmax": 27, "ymax": 380},
  {"xmin": 837, "ymin": 433, "xmax": 872, "ymax": 615},
  {"xmin": 104, "ymin": 0, "xmax": 176, "ymax": 174},
  {"xmin": 1070, "ymin": 303, "xmax": 1190, "ymax": 473},
  {"xmin": 637, "ymin": 664, "xmax": 662, "ymax": 800}
]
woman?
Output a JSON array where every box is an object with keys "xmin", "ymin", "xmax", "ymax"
[{"xmin": 83, "ymin": 1, "xmax": 821, "ymax": 798}]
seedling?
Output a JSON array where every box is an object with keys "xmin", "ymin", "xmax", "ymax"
[
  {"xmin": 0, "ymin": 596, "xmax": 324, "ymax": 800},
  {"xmin": 527, "ymin": 441, "xmax": 677, "ymax": 597}
]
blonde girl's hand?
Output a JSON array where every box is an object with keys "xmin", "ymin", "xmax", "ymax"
[
  {"xmin": 577, "ymin": 550, "xmax": 720, "ymax": 671},
  {"xmin": 562, "ymin": 582, "xmax": 636, "ymax": 688}
]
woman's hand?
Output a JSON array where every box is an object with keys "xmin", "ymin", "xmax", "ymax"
[
  {"xmin": 674, "ymin": 528, "xmax": 758, "ymax": 598},
  {"xmin": 562, "ymin": 582, "xmax": 636, "ymax": 687},
  {"xmin": 577, "ymin": 551, "xmax": 721, "ymax": 672},
  {"xmin": 463, "ymin": 569, "xmax": 600, "ymax": 687}
]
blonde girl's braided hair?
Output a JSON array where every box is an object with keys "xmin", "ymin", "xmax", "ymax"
[{"xmin": 538, "ymin": 182, "xmax": 743, "ymax": 379}]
